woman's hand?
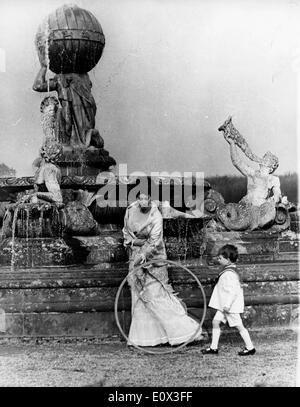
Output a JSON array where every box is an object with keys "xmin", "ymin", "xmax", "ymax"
[
  {"xmin": 133, "ymin": 238, "xmax": 146, "ymax": 247},
  {"xmin": 20, "ymin": 193, "xmax": 33, "ymax": 203},
  {"xmin": 21, "ymin": 192, "xmax": 39, "ymax": 204},
  {"xmin": 133, "ymin": 253, "xmax": 146, "ymax": 266},
  {"xmin": 30, "ymin": 194, "xmax": 39, "ymax": 204}
]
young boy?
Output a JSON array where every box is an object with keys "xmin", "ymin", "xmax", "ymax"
[{"xmin": 202, "ymin": 244, "xmax": 255, "ymax": 356}]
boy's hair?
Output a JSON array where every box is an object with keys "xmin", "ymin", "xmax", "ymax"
[{"xmin": 218, "ymin": 244, "xmax": 239, "ymax": 263}]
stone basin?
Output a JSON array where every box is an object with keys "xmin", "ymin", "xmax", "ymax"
[
  {"xmin": 0, "ymin": 175, "xmax": 298, "ymax": 337},
  {"xmin": 2, "ymin": 202, "xmax": 64, "ymax": 238}
]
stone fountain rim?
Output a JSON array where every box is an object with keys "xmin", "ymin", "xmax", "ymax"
[{"xmin": 0, "ymin": 175, "xmax": 212, "ymax": 189}]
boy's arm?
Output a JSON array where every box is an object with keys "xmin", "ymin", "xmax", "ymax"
[{"xmin": 220, "ymin": 272, "xmax": 239, "ymax": 311}]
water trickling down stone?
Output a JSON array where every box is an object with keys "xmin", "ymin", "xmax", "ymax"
[
  {"xmin": 10, "ymin": 204, "xmax": 20, "ymax": 271},
  {"xmin": 44, "ymin": 18, "xmax": 50, "ymax": 96}
]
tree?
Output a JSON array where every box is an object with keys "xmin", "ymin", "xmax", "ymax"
[{"xmin": 0, "ymin": 163, "xmax": 16, "ymax": 178}]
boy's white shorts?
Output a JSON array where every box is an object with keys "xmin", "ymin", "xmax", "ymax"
[{"xmin": 213, "ymin": 310, "xmax": 242, "ymax": 327}]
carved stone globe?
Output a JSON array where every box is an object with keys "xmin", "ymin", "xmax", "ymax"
[{"xmin": 35, "ymin": 4, "xmax": 105, "ymax": 74}]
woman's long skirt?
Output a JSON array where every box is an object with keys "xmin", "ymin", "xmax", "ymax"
[{"xmin": 127, "ymin": 265, "xmax": 202, "ymax": 346}]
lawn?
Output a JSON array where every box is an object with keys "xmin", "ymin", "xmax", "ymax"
[{"xmin": 0, "ymin": 328, "xmax": 298, "ymax": 387}]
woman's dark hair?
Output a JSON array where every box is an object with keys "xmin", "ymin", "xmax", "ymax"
[
  {"xmin": 136, "ymin": 191, "xmax": 151, "ymax": 200},
  {"xmin": 218, "ymin": 244, "xmax": 239, "ymax": 263}
]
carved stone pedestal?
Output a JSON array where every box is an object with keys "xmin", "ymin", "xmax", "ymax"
[{"xmin": 57, "ymin": 146, "xmax": 116, "ymax": 177}]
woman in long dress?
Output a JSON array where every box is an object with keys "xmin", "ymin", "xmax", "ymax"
[{"xmin": 122, "ymin": 193, "xmax": 203, "ymax": 347}]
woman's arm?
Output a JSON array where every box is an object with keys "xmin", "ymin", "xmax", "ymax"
[
  {"xmin": 140, "ymin": 210, "xmax": 164, "ymax": 261},
  {"xmin": 122, "ymin": 213, "xmax": 133, "ymax": 246},
  {"xmin": 132, "ymin": 238, "xmax": 147, "ymax": 247},
  {"xmin": 122, "ymin": 206, "xmax": 137, "ymax": 247}
]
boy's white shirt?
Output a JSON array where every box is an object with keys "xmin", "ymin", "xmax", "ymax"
[{"xmin": 209, "ymin": 264, "xmax": 244, "ymax": 313}]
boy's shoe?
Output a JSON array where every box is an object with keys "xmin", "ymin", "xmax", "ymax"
[
  {"xmin": 201, "ymin": 347, "xmax": 218, "ymax": 355},
  {"xmin": 238, "ymin": 348, "xmax": 256, "ymax": 356}
]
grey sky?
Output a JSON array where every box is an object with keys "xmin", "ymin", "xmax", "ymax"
[{"xmin": 0, "ymin": 0, "xmax": 298, "ymax": 177}]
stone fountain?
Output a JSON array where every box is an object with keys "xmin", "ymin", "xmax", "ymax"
[{"xmin": 0, "ymin": 4, "xmax": 298, "ymax": 338}]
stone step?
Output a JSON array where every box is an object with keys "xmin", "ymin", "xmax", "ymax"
[
  {"xmin": 1, "ymin": 272, "xmax": 299, "ymax": 309},
  {"xmin": 0, "ymin": 257, "xmax": 298, "ymax": 337},
  {"xmin": 1, "ymin": 287, "xmax": 299, "ymax": 313},
  {"xmin": 0, "ymin": 262, "xmax": 298, "ymax": 332},
  {"xmin": 3, "ymin": 301, "xmax": 299, "ymax": 337},
  {"xmin": 0, "ymin": 262, "xmax": 298, "ymax": 287}
]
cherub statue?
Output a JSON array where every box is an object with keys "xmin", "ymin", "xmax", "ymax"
[
  {"xmin": 0, "ymin": 140, "xmax": 64, "ymax": 239},
  {"xmin": 216, "ymin": 117, "xmax": 287, "ymax": 231},
  {"xmin": 22, "ymin": 140, "xmax": 63, "ymax": 206},
  {"xmin": 19, "ymin": 96, "xmax": 63, "ymax": 206}
]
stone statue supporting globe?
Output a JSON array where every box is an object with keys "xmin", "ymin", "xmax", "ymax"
[
  {"xmin": 33, "ymin": 4, "xmax": 116, "ymax": 176},
  {"xmin": 35, "ymin": 4, "xmax": 105, "ymax": 74}
]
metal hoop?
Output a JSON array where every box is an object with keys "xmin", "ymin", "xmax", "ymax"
[{"xmin": 114, "ymin": 259, "xmax": 207, "ymax": 355}]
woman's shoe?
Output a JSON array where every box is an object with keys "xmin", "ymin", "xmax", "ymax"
[
  {"xmin": 185, "ymin": 339, "xmax": 203, "ymax": 347},
  {"xmin": 238, "ymin": 348, "xmax": 256, "ymax": 356},
  {"xmin": 201, "ymin": 347, "xmax": 218, "ymax": 355}
]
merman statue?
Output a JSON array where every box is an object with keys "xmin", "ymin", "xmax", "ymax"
[{"xmin": 216, "ymin": 117, "xmax": 288, "ymax": 231}]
